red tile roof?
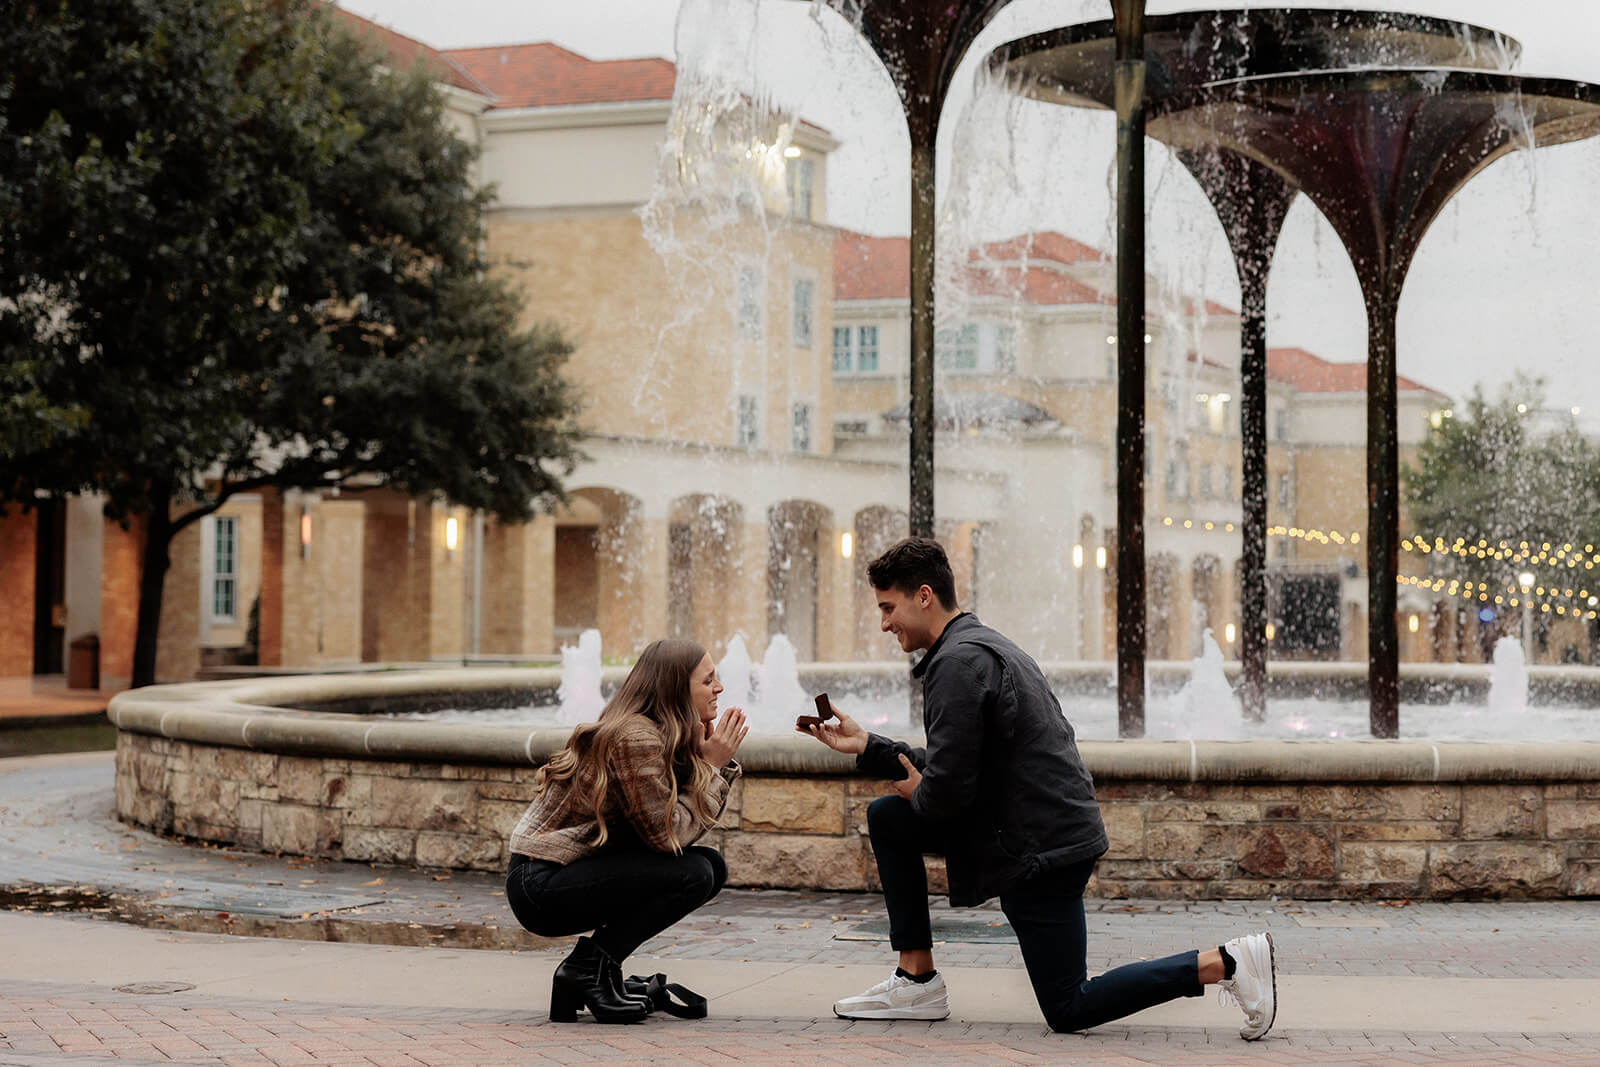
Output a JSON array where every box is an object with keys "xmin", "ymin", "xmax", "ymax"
[
  {"xmin": 834, "ymin": 230, "xmax": 1108, "ymax": 305},
  {"xmin": 333, "ymin": 9, "xmax": 491, "ymax": 97},
  {"xmin": 446, "ymin": 42, "xmax": 676, "ymax": 109},
  {"xmin": 1267, "ymin": 347, "xmax": 1437, "ymax": 394}
]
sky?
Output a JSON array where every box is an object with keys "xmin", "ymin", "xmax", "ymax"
[{"xmin": 340, "ymin": 0, "xmax": 1600, "ymax": 427}]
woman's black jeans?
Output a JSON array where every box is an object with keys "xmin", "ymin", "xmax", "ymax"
[
  {"xmin": 506, "ymin": 845, "xmax": 727, "ymax": 963},
  {"xmin": 867, "ymin": 794, "xmax": 1202, "ymax": 1032}
]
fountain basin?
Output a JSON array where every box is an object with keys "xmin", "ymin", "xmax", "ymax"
[{"xmin": 111, "ymin": 671, "xmax": 1600, "ymax": 899}]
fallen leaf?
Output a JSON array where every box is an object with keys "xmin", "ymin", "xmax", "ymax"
[{"xmin": 360, "ymin": 878, "xmax": 384, "ymax": 887}]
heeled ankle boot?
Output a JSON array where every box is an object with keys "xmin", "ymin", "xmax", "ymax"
[
  {"xmin": 607, "ymin": 956, "xmax": 652, "ymax": 1013},
  {"xmin": 549, "ymin": 937, "xmax": 650, "ymax": 1024}
]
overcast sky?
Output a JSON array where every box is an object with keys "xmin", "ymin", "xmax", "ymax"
[{"xmin": 341, "ymin": 1, "xmax": 1600, "ymax": 426}]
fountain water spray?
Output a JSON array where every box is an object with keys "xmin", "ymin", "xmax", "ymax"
[
  {"xmin": 557, "ymin": 629, "xmax": 605, "ymax": 725},
  {"xmin": 1487, "ymin": 634, "xmax": 1530, "ymax": 719}
]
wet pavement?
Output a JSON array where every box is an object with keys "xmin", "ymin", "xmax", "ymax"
[{"xmin": 5, "ymin": 751, "xmax": 1600, "ymax": 1064}]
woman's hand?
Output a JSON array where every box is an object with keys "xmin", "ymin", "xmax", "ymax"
[
  {"xmin": 701, "ymin": 706, "xmax": 749, "ymax": 768},
  {"xmin": 796, "ymin": 701, "xmax": 868, "ymax": 755}
]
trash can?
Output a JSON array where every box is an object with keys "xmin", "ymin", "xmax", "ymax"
[{"xmin": 68, "ymin": 634, "xmax": 100, "ymax": 691}]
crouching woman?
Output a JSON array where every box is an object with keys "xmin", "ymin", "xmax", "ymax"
[{"xmin": 505, "ymin": 639, "xmax": 748, "ymax": 1023}]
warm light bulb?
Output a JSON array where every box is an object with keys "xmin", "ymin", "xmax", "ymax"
[
  {"xmin": 1264, "ymin": 622, "xmax": 1276, "ymax": 641},
  {"xmin": 299, "ymin": 508, "xmax": 312, "ymax": 559},
  {"xmin": 445, "ymin": 516, "xmax": 459, "ymax": 552},
  {"xmin": 1408, "ymin": 614, "xmax": 1419, "ymax": 633},
  {"xmin": 1224, "ymin": 623, "xmax": 1236, "ymax": 644},
  {"xmin": 783, "ymin": 145, "xmax": 802, "ymax": 158},
  {"xmin": 1095, "ymin": 546, "xmax": 1107, "ymax": 569},
  {"xmin": 840, "ymin": 531, "xmax": 854, "ymax": 559},
  {"xmin": 1071, "ymin": 544, "xmax": 1084, "ymax": 568}
]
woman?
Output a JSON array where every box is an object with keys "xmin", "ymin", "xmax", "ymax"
[{"xmin": 505, "ymin": 639, "xmax": 748, "ymax": 1024}]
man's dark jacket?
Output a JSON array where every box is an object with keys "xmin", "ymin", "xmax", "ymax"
[{"xmin": 858, "ymin": 612, "xmax": 1107, "ymax": 907}]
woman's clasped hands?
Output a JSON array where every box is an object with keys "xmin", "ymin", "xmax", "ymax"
[{"xmin": 701, "ymin": 706, "xmax": 748, "ymax": 767}]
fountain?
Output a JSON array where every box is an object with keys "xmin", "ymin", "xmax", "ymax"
[
  {"xmin": 715, "ymin": 633, "xmax": 754, "ymax": 713},
  {"xmin": 1488, "ymin": 635, "xmax": 1530, "ymax": 719},
  {"xmin": 988, "ymin": 10, "xmax": 1520, "ymax": 727},
  {"xmin": 989, "ymin": 9, "xmax": 1600, "ymax": 736},
  {"xmin": 555, "ymin": 628, "xmax": 604, "ymax": 725},
  {"xmin": 101, "ymin": 5, "xmax": 1600, "ymax": 899},
  {"xmin": 1163, "ymin": 629, "xmax": 1242, "ymax": 740}
]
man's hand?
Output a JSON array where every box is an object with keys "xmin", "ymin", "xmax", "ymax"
[
  {"xmin": 795, "ymin": 701, "xmax": 868, "ymax": 755},
  {"xmin": 892, "ymin": 753, "xmax": 922, "ymax": 800}
]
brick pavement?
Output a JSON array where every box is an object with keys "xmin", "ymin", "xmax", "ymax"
[
  {"xmin": 8, "ymin": 754, "xmax": 1600, "ymax": 1063},
  {"xmin": 6, "ymin": 980, "xmax": 1600, "ymax": 1066}
]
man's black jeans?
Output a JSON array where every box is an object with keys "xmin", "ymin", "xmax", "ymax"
[
  {"xmin": 867, "ymin": 794, "xmax": 1203, "ymax": 1032},
  {"xmin": 506, "ymin": 845, "xmax": 726, "ymax": 962}
]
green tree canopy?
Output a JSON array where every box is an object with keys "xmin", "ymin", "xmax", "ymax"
[
  {"xmin": 1, "ymin": 0, "xmax": 580, "ymax": 685},
  {"xmin": 1404, "ymin": 375, "xmax": 1600, "ymax": 613}
]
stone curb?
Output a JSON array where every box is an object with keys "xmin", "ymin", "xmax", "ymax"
[{"xmin": 110, "ymin": 671, "xmax": 1600, "ymax": 780}]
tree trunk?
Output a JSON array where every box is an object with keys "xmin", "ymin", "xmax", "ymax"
[{"xmin": 131, "ymin": 480, "xmax": 174, "ymax": 688}]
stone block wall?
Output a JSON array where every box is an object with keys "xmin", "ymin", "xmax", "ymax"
[{"xmin": 115, "ymin": 731, "xmax": 1599, "ymax": 899}]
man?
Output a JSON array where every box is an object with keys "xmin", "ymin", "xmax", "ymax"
[{"xmin": 798, "ymin": 537, "xmax": 1277, "ymax": 1039}]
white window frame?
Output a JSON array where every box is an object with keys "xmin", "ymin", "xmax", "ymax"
[
  {"xmin": 208, "ymin": 515, "xmax": 239, "ymax": 623},
  {"xmin": 935, "ymin": 322, "xmax": 1012, "ymax": 374},
  {"xmin": 735, "ymin": 263, "xmax": 765, "ymax": 341},
  {"xmin": 832, "ymin": 324, "xmax": 881, "ymax": 376},
  {"xmin": 786, "ymin": 157, "xmax": 814, "ymax": 221},
  {"xmin": 791, "ymin": 400, "xmax": 814, "ymax": 452},
  {"xmin": 791, "ymin": 274, "xmax": 815, "ymax": 349},
  {"xmin": 736, "ymin": 393, "xmax": 761, "ymax": 449}
]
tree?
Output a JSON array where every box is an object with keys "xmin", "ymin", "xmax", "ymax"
[
  {"xmin": 1403, "ymin": 375, "xmax": 1600, "ymax": 643},
  {"xmin": 1, "ymin": 0, "xmax": 579, "ymax": 686}
]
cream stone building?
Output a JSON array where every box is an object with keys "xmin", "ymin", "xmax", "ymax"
[{"xmin": 4, "ymin": 13, "xmax": 1519, "ymax": 691}]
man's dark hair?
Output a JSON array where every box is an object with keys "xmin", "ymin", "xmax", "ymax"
[{"xmin": 867, "ymin": 537, "xmax": 958, "ymax": 610}]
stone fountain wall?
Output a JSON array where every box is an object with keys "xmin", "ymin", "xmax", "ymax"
[{"xmin": 114, "ymin": 697, "xmax": 1600, "ymax": 900}]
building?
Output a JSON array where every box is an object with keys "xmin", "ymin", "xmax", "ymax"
[{"xmin": 1, "ymin": 13, "xmax": 1484, "ymax": 691}]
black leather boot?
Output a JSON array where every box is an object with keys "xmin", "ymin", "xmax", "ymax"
[
  {"xmin": 549, "ymin": 937, "xmax": 650, "ymax": 1024},
  {"xmin": 607, "ymin": 956, "xmax": 652, "ymax": 1013}
]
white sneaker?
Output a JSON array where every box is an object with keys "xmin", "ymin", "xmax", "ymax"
[
  {"xmin": 833, "ymin": 971, "xmax": 950, "ymax": 1021},
  {"xmin": 1217, "ymin": 932, "xmax": 1277, "ymax": 1040}
]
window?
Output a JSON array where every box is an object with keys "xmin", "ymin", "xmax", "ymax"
[
  {"xmin": 1277, "ymin": 473, "xmax": 1291, "ymax": 507},
  {"xmin": 1274, "ymin": 408, "xmax": 1289, "ymax": 442},
  {"xmin": 993, "ymin": 325, "xmax": 1016, "ymax": 373},
  {"xmin": 736, "ymin": 394, "xmax": 760, "ymax": 448},
  {"xmin": 792, "ymin": 402, "xmax": 814, "ymax": 452},
  {"xmin": 786, "ymin": 157, "xmax": 814, "ymax": 221},
  {"xmin": 1222, "ymin": 465, "xmax": 1233, "ymax": 501},
  {"xmin": 1199, "ymin": 465, "xmax": 1213, "ymax": 499},
  {"xmin": 832, "ymin": 327, "xmax": 852, "ymax": 373},
  {"xmin": 833, "ymin": 325, "xmax": 880, "ymax": 375},
  {"xmin": 736, "ymin": 265, "xmax": 764, "ymax": 339},
  {"xmin": 935, "ymin": 323, "xmax": 980, "ymax": 371},
  {"xmin": 212, "ymin": 517, "xmax": 238, "ymax": 621},
  {"xmin": 936, "ymin": 323, "xmax": 1015, "ymax": 373},
  {"xmin": 856, "ymin": 325, "xmax": 879, "ymax": 372},
  {"xmin": 791, "ymin": 277, "xmax": 814, "ymax": 348}
]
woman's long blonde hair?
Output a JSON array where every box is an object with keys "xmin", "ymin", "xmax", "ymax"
[{"xmin": 533, "ymin": 639, "xmax": 719, "ymax": 852}]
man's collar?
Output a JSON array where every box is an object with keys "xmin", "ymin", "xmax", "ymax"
[{"xmin": 911, "ymin": 611, "xmax": 973, "ymax": 677}]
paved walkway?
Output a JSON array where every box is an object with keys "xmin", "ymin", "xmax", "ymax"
[
  {"xmin": 4, "ymin": 752, "xmax": 1600, "ymax": 1064},
  {"xmin": 0, "ymin": 678, "xmax": 120, "ymax": 722}
]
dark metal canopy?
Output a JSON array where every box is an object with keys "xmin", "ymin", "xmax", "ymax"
[
  {"xmin": 806, "ymin": 1, "xmax": 1023, "ymax": 538},
  {"xmin": 995, "ymin": 8, "xmax": 1518, "ymax": 110},
  {"xmin": 1149, "ymin": 66, "xmax": 1600, "ymax": 735},
  {"xmin": 987, "ymin": 10, "xmax": 1525, "ymax": 734}
]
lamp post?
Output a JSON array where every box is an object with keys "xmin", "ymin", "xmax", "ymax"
[{"xmin": 1519, "ymin": 570, "xmax": 1536, "ymax": 661}]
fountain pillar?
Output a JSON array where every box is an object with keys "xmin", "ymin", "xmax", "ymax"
[
  {"xmin": 908, "ymin": 133, "xmax": 937, "ymax": 537},
  {"xmin": 1366, "ymin": 287, "xmax": 1401, "ymax": 737},
  {"xmin": 1113, "ymin": 2, "xmax": 1148, "ymax": 737}
]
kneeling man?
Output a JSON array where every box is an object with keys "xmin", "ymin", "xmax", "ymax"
[{"xmin": 799, "ymin": 537, "xmax": 1277, "ymax": 1039}]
